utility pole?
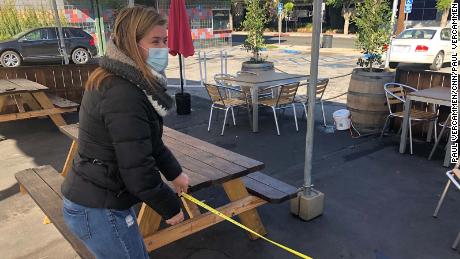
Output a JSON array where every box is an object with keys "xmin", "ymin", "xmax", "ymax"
[
  {"xmin": 396, "ymin": 0, "xmax": 406, "ymax": 34},
  {"xmin": 51, "ymin": 0, "xmax": 69, "ymax": 65}
]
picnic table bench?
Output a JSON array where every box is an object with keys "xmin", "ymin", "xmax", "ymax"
[
  {"xmin": 16, "ymin": 124, "xmax": 298, "ymax": 257},
  {"xmin": 0, "ymin": 78, "xmax": 78, "ymax": 127}
]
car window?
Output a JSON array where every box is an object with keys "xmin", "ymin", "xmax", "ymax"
[
  {"xmin": 63, "ymin": 29, "xmax": 72, "ymax": 39},
  {"xmin": 440, "ymin": 28, "xmax": 451, "ymax": 41},
  {"xmin": 48, "ymin": 28, "xmax": 58, "ymax": 40},
  {"xmin": 396, "ymin": 29, "xmax": 437, "ymax": 39},
  {"xmin": 70, "ymin": 28, "xmax": 86, "ymax": 38},
  {"xmin": 23, "ymin": 29, "xmax": 48, "ymax": 41}
]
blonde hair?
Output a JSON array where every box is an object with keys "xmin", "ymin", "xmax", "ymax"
[{"xmin": 85, "ymin": 6, "xmax": 166, "ymax": 90}]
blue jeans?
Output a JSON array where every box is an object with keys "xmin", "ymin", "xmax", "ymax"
[{"xmin": 62, "ymin": 198, "xmax": 149, "ymax": 259}]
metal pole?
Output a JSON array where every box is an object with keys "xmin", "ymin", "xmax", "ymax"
[
  {"xmin": 220, "ymin": 50, "xmax": 224, "ymax": 75},
  {"xmin": 225, "ymin": 51, "xmax": 228, "ymax": 74},
  {"xmin": 285, "ymin": 17, "xmax": 288, "ymax": 33},
  {"xmin": 51, "ymin": 0, "xmax": 69, "ymax": 65},
  {"xmin": 179, "ymin": 54, "xmax": 184, "ymax": 94},
  {"xmin": 204, "ymin": 51, "xmax": 208, "ymax": 83},
  {"xmin": 198, "ymin": 51, "xmax": 204, "ymax": 86},
  {"xmin": 405, "ymin": 13, "xmax": 409, "ymax": 30},
  {"xmin": 384, "ymin": 0, "xmax": 399, "ymax": 69},
  {"xmin": 304, "ymin": 0, "xmax": 323, "ymax": 195},
  {"xmin": 278, "ymin": 14, "xmax": 281, "ymax": 46},
  {"xmin": 182, "ymin": 56, "xmax": 187, "ymax": 88}
]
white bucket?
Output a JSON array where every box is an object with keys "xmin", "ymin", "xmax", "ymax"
[{"xmin": 333, "ymin": 109, "xmax": 351, "ymax": 130}]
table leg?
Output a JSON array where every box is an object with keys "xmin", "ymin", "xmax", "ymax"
[
  {"xmin": 426, "ymin": 104, "xmax": 438, "ymax": 142},
  {"xmin": 137, "ymin": 203, "xmax": 162, "ymax": 237},
  {"xmin": 222, "ymin": 178, "xmax": 266, "ymax": 239},
  {"xmin": 19, "ymin": 184, "xmax": 27, "ymax": 194},
  {"xmin": 61, "ymin": 140, "xmax": 78, "ymax": 177},
  {"xmin": 251, "ymin": 86, "xmax": 258, "ymax": 132},
  {"xmin": 399, "ymin": 97, "xmax": 412, "ymax": 154},
  {"xmin": 181, "ymin": 197, "xmax": 201, "ymax": 218},
  {"xmin": 443, "ymin": 131, "xmax": 452, "ymax": 167},
  {"xmin": 31, "ymin": 91, "xmax": 66, "ymax": 127},
  {"xmin": 0, "ymin": 96, "xmax": 6, "ymax": 113},
  {"xmin": 427, "ymin": 120, "xmax": 434, "ymax": 142},
  {"xmin": 12, "ymin": 95, "xmax": 25, "ymax": 113},
  {"xmin": 21, "ymin": 93, "xmax": 41, "ymax": 111},
  {"xmin": 429, "ymin": 113, "xmax": 450, "ymax": 160}
]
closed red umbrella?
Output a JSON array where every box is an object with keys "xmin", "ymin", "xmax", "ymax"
[{"xmin": 168, "ymin": 0, "xmax": 194, "ymax": 98}]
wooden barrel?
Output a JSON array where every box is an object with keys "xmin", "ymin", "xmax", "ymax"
[{"xmin": 347, "ymin": 68, "xmax": 395, "ymax": 133}]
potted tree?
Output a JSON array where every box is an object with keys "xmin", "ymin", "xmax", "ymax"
[
  {"xmin": 241, "ymin": 0, "xmax": 274, "ymax": 72},
  {"xmin": 346, "ymin": 0, "xmax": 395, "ymax": 133}
]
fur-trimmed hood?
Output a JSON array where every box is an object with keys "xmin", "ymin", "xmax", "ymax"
[{"xmin": 99, "ymin": 40, "xmax": 172, "ymax": 117}]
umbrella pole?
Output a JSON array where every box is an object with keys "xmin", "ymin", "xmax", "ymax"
[
  {"xmin": 290, "ymin": 0, "xmax": 325, "ymax": 221},
  {"xmin": 178, "ymin": 54, "xmax": 184, "ymax": 94}
]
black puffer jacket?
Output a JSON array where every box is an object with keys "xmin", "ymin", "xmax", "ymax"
[{"xmin": 62, "ymin": 41, "xmax": 181, "ymax": 219}]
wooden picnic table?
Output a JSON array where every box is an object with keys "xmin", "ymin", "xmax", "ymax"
[
  {"xmin": 56, "ymin": 124, "xmax": 297, "ymax": 252},
  {"xmin": 399, "ymin": 87, "xmax": 452, "ymax": 166},
  {"xmin": 223, "ymin": 71, "xmax": 309, "ymax": 132},
  {"xmin": 0, "ymin": 78, "xmax": 78, "ymax": 127}
]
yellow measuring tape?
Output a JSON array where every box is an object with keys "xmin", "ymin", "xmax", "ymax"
[{"xmin": 180, "ymin": 193, "xmax": 313, "ymax": 259}]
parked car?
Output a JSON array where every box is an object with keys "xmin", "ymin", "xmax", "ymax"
[
  {"xmin": 0, "ymin": 27, "xmax": 98, "ymax": 67},
  {"xmin": 388, "ymin": 27, "xmax": 451, "ymax": 71}
]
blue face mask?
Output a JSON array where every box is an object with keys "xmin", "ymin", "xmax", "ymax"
[{"xmin": 140, "ymin": 46, "xmax": 169, "ymax": 73}]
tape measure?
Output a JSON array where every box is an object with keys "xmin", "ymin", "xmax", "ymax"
[{"xmin": 180, "ymin": 193, "xmax": 313, "ymax": 259}]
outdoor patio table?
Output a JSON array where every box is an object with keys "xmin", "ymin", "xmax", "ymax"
[
  {"xmin": 0, "ymin": 78, "xmax": 76, "ymax": 127},
  {"xmin": 222, "ymin": 71, "xmax": 308, "ymax": 132},
  {"xmin": 58, "ymin": 124, "xmax": 269, "ymax": 251},
  {"xmin": 399, "ymin": 87, "xmax": 451, "ymax": 167}
]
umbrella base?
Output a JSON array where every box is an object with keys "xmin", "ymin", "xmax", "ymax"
[
  {"xmin": 290, "ymin": 188, "xmax": 324, "ymax": 221},
  {"xmin": 175, "ymin": 92, "xmax": 191, "ymax": 115}
]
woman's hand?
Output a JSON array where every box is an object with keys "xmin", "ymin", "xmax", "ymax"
[
  {"xmin": 172, "ymin": 173, "xmax": 189, "ymax": 194},
  {"xmin": 165, "ymin": 210, "xmax": 184, "ymax": 225}
]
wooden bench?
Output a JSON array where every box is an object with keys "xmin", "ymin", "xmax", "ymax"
[
  {"xmin": 47, "ymin": 94, "xmax": 79, "ymax": 110},
  {"xmin": 15, "ymin": 166, "xmax": 94, "ymax": 259}
]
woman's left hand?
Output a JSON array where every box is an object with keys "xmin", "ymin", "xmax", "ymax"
[{"xmin": 172, "ymin": 173, "xmax": 189, "ymax": 194}]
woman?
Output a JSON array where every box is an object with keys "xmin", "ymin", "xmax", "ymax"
[{"xmin": 61, "ymin": 6, "xmax": 189, "ymax": 258}]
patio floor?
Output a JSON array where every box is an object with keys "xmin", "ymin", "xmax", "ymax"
[{"xmin": 0, "ymin": 88, "xmax": 458, "ymax": 259}]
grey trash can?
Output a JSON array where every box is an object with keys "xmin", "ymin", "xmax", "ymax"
[{"xmin": 321, "ymin": 34, "xmax": 333, "ymax": 48}]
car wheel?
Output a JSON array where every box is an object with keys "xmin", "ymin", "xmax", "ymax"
[
  {"xmin": 72, "ymin": 48, "xmax": 90, "ymax": 64},
  {"xmin": 0, "ymin": 51, "xmax": 21, "ymax": 67},
  {"xmin": 389, "ymin": 62, "xmax": 399, "ymax": 69},
  {"xmin": 429, "ymin": 52, "xmax": 444, "ymax": 71}
]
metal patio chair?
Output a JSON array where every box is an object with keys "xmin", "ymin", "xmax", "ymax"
[
  {"xmin": 428, "ymin": 113, "xmax": 452, "ymax": 161},
  {"xmin": 258, "ymin": 82, "xmax": 300, "ymax": 136},
  {"xmin": 214, "ymin": 73, "xmax": 239, "ymax": 98},
  {"xmin": 380, "ymin": 83, "xmax": 438, "ymax": 155},
  {"xmin": 433, "ymin": 161, "xmax": 460, "ymax": 250},
  {"xmin": 293, "ymin": 78, "xmax": 329, "ymax": 126},
  {"xmin": 204, "ymin": 83, "xmax": 251, "ymax": 135}
]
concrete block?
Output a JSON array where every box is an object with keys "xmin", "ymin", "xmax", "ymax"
[{"xmin": 290, "ymin": 189, "xmax": 325, "ymax": 221}]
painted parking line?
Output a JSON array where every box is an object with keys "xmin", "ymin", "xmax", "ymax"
[{"xmin": 288, "ymin": 58, "xmax": 304, "ymax": 65}]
